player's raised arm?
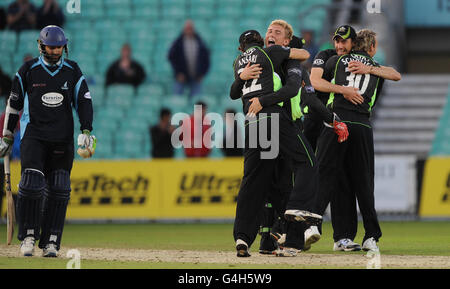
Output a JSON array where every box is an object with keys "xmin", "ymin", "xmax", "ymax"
[
  {"xmin": 289, "ymin": 48, "xmax": 310, "ymax": 62},
  {"xmin": 348, "ymin": 61, "xmax": 401, "ymax": 81}
]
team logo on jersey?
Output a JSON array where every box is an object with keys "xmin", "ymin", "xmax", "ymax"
[
  {"xmin": 42, "ymin": 92, "xmax": 64, "ymax": 107},
  {"xmin": 61, "ymin": 81, "xmax": 69, "ymax": 90},
  {"xmin": 84, "ymin": 92, "xmax": 91, "ymax": 99},
  {"xmin": 313, "ymin": 59, "xmax": 325, "ymax": 66}
]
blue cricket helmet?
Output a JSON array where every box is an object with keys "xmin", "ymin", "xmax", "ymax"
[
  {"xmin": 39, "ymin": 25, "xmax": 68, "ymax": 46},
  {"xmin": 37, "ymin": 25, "xmax": 68, "ymax": 64}
]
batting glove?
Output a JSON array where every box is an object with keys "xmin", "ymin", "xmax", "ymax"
[
  {"xmin": 0, "ymin": 135, "xmax": 14, "ymax": 158},
  {"xmin": 77, "ymin": 130, "xmax": 97, "ymax": 158},
  {"xmin": 324, "ymin": 113, "xmax": 349, "ymax": 143}
]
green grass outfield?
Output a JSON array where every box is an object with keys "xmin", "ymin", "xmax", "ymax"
[{"xmin": 0, "ymin": 221, "xmax": 449, "ymax": 269}]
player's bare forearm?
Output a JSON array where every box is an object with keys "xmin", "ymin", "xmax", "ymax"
[
  {"xmin": 289, "ymin": 48, "xmax": 310, "ymax": 62},
  {"xmin": 311, "ymin": 77, "xmax": 344, "ymax": 94},
  {"xmin": 371, "ymin": 66, "xmax": 402, "ymax": 81}
]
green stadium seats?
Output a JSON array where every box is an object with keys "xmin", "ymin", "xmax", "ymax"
[
  {"xmin": 0, "ymin": 56, "xmax": 14, "ymax": 76},
  {"xmin": 93, "ymin": 129, "xmax": 113, "ymax": 144},
  {"xmin": 18, "ymin": 30, "xmax": 40, "ymax": 50},
  {"xmin": 189, "ymin": 5, "xmax": 215, "ymax": 20},
  {"xmin": 120, "ymin": 118, "xmax": 151, "ymax": 131},
  {"xmin": 162, "ymin": 0, "xmax": 188, "ymax": 8},
  {"xmin": 163, "ymin": 95, "xmax": 190, "ymax": 114},
  {"xmin": 137, "ymin": 84, "xmax": 165, "ymax": 97},
  {"xmin": 106, "ymin": 84, "xmax": 135, "ymax": 98},
  {"xmin": 94, "ymin": 140, "xmax": 115, "ymax": 159},
  {"xmin": 132, "ymin": 6, "xmax": 160, "ymax": 18},
  {"xmin": 89, "ymin": 85, "xmax": 105, "ymax": 108},
  {"xmin": 64, "ymin": 21, "xmax": 92, "ymax": 33},
  {"xmin": 106, "ymin": 94, "xmax": 133, "ymax": 109},
  {"xmin": 77, "ymin": 1, "xmax": 105, "ymax": 19},
  {"xmin": 132, "ymin": 0, "xmax": 158, "ymax": 8},
  {"xmin": 374, "ymin": 48, "xmax": 386, "ymax": 65},
  {"xmin": 132, "ymin": 105, "xmax": 159, "ymax": 124},
  {"xmin": 0, "ymin": 31, "xmax": 17, "ymax": 53},
  {"xmin": 95, "ymin": 116, "xmax": 119, "ymax": 132}
]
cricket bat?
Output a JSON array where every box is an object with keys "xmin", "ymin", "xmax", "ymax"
[{"xmin": 4, "ymin": 155, "xmax": 15, "ymax": 245}]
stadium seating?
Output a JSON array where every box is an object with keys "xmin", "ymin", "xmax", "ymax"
[{"xmin": 0, "ymin": 0, "xmax": 331, "ymax": 159}]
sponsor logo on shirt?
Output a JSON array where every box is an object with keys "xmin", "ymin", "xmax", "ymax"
[
  {"xmin": 33, "ymin": 83, "xmax": 46, "ymax": 87},
  {"xmin": 313, "ymin": 59, "xmax": 325, "ymax": 66},
  {"xmin": 83, "ymin": 91, "xmax": 91, "ymax": 99},
  {"xmin": 42, "ymin": 92, "xmax": 64, "ymax": 107},
  {"xmin": 288, "ymin": 68, "xmax": 302, "ymax": 76}
]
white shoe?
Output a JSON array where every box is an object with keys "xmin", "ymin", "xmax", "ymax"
[
  {"xmin": 276, "ymin": 247, "xmax": 300, "ymax": 257},
  {"xmin": 304, "ymin": 226, "xmax": 321, "ymax": 251},
  {"xmin": 42, "ymin": 243, "xmax": 58, "ymax": 258},
  {"xmin": 362, "ymin": 237, "xmax": 379, "ymax": 252},
  {"xmin": 236, "ymin": 239, "xmax": 251, "ymax": 257},
  {"xmin": 20, "ymin": 236, "xmax": 35, "ymax": 257},
  {"xmin": 333, "ymin": 239, "xmax": 362, "ymax": 252},
  {"xmin": 285, "ymin": 210, "xmax": 322, "ymax": 222}
]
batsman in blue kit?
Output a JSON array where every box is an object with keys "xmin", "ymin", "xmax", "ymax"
[{"xmin": 0, "ymin": 25, "xmax": 96, "ymax": 257}]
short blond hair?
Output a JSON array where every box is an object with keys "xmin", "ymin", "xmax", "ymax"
[
  {"xmin": 269, "ymin": 19, "xmax": 294, "ymax": 40},
  {"xmin": 354, "ymin": 29, "xmax": 377, "ymax": 53}
]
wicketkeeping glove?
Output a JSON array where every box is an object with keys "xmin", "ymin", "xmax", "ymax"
[
  {"xmin": 77, "ymin": 130, "xmax": 96, "ymax": 158},
  {"xmin": 324, "ymin": 113, "xmax": 349, "ymax": 143},
  {"xmin": 0, "ymin": 135, "xmax": 14, "ymax": 158}
]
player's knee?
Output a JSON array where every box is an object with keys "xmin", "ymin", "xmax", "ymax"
[
  {"xmin": 18, "ymin": 169, "xmax": 46, "ymax": 198},
  {"xmin": 47, "ymin": 169, "xmax": 71, "ymax": 200}
]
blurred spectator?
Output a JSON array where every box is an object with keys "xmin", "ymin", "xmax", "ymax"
[
  {"xmin": 106, "ymin": 43, "xmax": 146, "ymax": 88},
  {"xmin": 168, "ymin": 19, "xmax": 210, "ymax": 99},
  {"xmin": 0, "ymin": 67, "xmax": 12, "ymax": 101},
  {"xmin": 0, "ymin": 7, "xmax": 7, "ymax": 30},
  {"xmin": 302, "ymin": 30, "xmax": 319, "ymax": 70},
  {"xmin": 222, "ymin": 109, "xmax": 244, "ymax": 157},
  {"xmin": 180, "ymin": 101, "xmax": 211, "ymax": 158},
  {"xmin": 6, "ymin": 0, "xmax": 37, "ymax": 32},
  {"xmin": 36, "ymin": 0, "xmax": 65, "ymax": 29},
  {"xmin": 150, "ymin": 108, "xmax": 175, "ymax": 158}
]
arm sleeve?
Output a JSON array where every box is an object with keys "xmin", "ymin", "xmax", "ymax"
[
  {"xmin": 73, "ymin": 63, "xmax": 93, "ymax": 132},
  {"xmin": 258, "ymin": 59, "xmax": 301, "ymax": 107},
  {"xmin": 4, "ymin": 64, "xmax": 27, "ymax": 136},
  {"xmin": 230, "ymin": 58, "xmax": 244, "ymax": 100},
  {"xmin": 265, "ymin": 45, "xmax": 291, "ymax": 68},
  {"xmin": 300, "ymin": 68, "xmax": 334, "ymax": 124},
  {"xmin": 229, "ymin": 77, "xmax": 244, "ymax": 100},
  {"xmin": 312, "ymin": 50, "xmax": 329, "ymax": 70}
]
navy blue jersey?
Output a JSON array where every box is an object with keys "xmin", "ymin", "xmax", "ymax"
[{"xmin": 7, "ymin": 56, "xmax": 93, "ymax": 143}]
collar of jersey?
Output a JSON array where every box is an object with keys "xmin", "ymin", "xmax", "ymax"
[{"xmin": 36, "ymin": 56, "xmax": 65, "ymax": 77}]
